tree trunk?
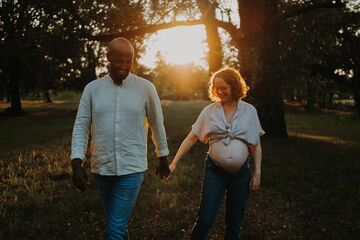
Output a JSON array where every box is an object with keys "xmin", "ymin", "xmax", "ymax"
[
  {"xmin": 78, "ymin": 45, "xmax": 98, "ymax": 90},
  {"xmin": 305, "ymin": 78, "xmax": 316, "ymax": 111},
  {"xmin": 352, "ymin": 68, "xmax": 360, "ymax": 114},
  {"xmin": 238, "ymin": 0, "xmax": 288, "ymax": 137},
  {"xmin": 6, "ymin": 88, "xmax": 11, "ymax": 103},
  {"xmin": 196, "ymin": 0, "xmax": 223, "ymax": 74},
  {"xmin": 344, "ymin": 30, "xmax": 360, "ymax": 114},
  {"xmin": 7, "ymin": 60, "xmax": 23, "ymax": 115},
  {"xmin": 44, "ymin": 90, "xmax": 52, "ymax": 103},
  {"xmin": 237, "ymin": 0, "xmax": 263, "ymax": 85}
]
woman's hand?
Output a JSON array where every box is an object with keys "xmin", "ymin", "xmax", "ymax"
[
  {"xmin": 249, "ymin": 172, "xmax": 261, "ymax": 191},
  {"xmin": 169, "ymin": 162, "xmax": 176, "ymax": 172}
]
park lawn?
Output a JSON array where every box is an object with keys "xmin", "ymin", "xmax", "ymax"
[{"xmin": 0, "ymin": 100, "xmax": 359, "ymax": 240}]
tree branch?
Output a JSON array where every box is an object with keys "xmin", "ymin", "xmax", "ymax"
[
  {"xmin": 280, "ymin": 0, "xmax": 346, "ymax": 21},
  {"xmin": 214, "ymin": 19, "xmax": 239, "ymax": 38},
  {"xmin": 67, "ymin": 0, "xmax": 88, "ymax": 31},
  {"xmin": 85, "ymin": 20, "xmax": 205, "ymax": 42},
  {"xmin": 84, "ymin": 18, "xmax": 240, "ymax": 43}
]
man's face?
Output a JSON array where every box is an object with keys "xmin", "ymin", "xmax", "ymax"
[{"xmin": 108, "ymin": 50, "xmax": 133, "ymax": 81}]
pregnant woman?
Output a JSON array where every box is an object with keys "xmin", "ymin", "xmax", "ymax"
[{"xmin": 169, "ymin": 67, "xmax": 264, "ymax": 240}]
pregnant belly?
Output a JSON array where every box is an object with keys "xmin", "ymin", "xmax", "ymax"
[{"xmin": 208, "ymin": 139, "xmax": 249, "ymax": 173}]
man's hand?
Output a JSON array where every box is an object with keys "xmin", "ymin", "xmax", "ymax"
[
  {"xmin": 71, "ymin": 158, "xmax": 88, "ymax": 191},
  {"xmin": 155, "ymin": 156, "xmax": 170, "ymax": 179}
]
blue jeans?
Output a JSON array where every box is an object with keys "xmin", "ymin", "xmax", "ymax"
[
  {"xmin": 190, "ymin": 156, "xmax": 251, "ymax": 240},
  {"xmin": 94, "ymin": 172, "xmax": 144, "ymax": 240}
]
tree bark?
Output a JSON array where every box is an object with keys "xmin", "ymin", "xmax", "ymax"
[
  {"xmin": 238, "ymin": 0, "xmax": 288, "ymax": 137},
  {"xmin": 44, "ymin": 90, "xmax": 52, "ymax": 103},
  {"xmin": 8, "ymin": 59, "xmax": 23, "ymax": 115},
  {"xmin": 196, "ymin": 0, "xmax": 223, "ymax": 74}
]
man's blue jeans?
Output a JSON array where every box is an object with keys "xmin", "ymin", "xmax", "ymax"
[
  {"xmin": 94, "ymin": 172, "xmax": 144, "ymax": 240},
  {"xmin": 190, "ymin": 156, "xmax": 251, "ymax": 240}
]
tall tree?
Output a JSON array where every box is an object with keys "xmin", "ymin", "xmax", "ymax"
[
  {"xmin": 0, "ymin": 0, "xmax": 149, "ymax": 114},
  {"xmin": 0, "ymin": 0, "xmax": 31, "ymax": 114},
  {"xmin": 343, "ymin": 25, "xmax": 360, "ymax": 113},
  {"xmin": 100, "ymin": 0, "xmax": 349, "ymax": 137},
  {"xmin": 196, "ymin": 0, "xmax": 223, "ymax": 73}
]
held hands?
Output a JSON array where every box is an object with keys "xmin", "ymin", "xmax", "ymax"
[
  {"xmin": 71, "ymin": 158, "xmax": 89, "ymax": 191},
  {"xmin": 155, "ymin": 156, "xmax": 170, "ymax": 179},
  {"xmin": 168, "ymin": 162, "xmax": 176, "ymax": 172}
]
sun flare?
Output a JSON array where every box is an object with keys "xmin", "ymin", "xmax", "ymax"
[{"xmin": 140, "ymin": 26, "xmax": 208, "ymax": 67}]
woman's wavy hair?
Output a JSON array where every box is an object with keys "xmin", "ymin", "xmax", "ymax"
[{"xmin": 208, "ymin": 67, "xmax": 248, "ymax": 102}]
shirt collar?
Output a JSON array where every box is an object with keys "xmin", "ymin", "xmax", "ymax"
[
  {"xmin": 107, "ymin": 73, "xmax": 132, "ymax": 86},
  {"xmin": 214, "ymin": 99, "xmax": 242, "ymax": 110}
]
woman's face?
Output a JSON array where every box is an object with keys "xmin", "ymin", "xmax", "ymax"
[{"xmin": 213, "ymin": 77, "xmax": 233, "ymax": 103}]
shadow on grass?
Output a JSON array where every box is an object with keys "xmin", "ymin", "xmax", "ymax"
[
  {"xmin": 261, "ymin": 133, "xmax": 360, "ymax": 240},
  {"xmin": 0, "ymin": 103, "xmax": 77, "ymax": 153}
]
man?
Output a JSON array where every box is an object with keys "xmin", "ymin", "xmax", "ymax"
[{"xmin": 70, "ymin": 37, "xmax": 170, "ymax": 240}]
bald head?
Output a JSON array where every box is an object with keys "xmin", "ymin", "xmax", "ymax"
[
  {"xmin": 107, "ymin": 38, "xmax": 135, "ymax": 84},
  {"xmin": 108, "ymin": 37, "xmax": 134, "ymax": 57}
]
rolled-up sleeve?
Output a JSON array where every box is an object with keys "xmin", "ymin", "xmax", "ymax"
[
  {"xmin": 246, "ymin": 108, "xmax": 265, "ymax": 145},
  {"xmin": 146, "ymin": 84, "xmax": 169, "ymax": 157},
  {"xmin": 192, "ymin": 108, "xmax": 209, "ymax": 144},
  {"xmin": 70, "ymin": 85, "xmax": 92, "ymax": 161}
]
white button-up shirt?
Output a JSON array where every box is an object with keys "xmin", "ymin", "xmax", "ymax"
[{"xmin": 71, "ymin": 74, "xmax": 169, "ymax": 176}]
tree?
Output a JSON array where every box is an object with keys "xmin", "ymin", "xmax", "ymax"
[
  {"xmin": 0, "ymin": 0, "xmax": 149, "ymax": 114},
  {"xmin": 196, "ymin": 0, "xmax": 223, "ymax": 74},
  {"xmin": 342, "ymin": 24, "xmax": 360, "ymax": 113},
  {"xmin": 2, "ymin": 0, "xmax": 356, "ymax": 138},
  {"xmin": 278, "ymin": 1, "xmax": 359, "ymax": 112},
  {"xmin": 95, "ymin": 0, "xmax": 349, "ymax": 137},
  {"xmin": 0, "ymin": 0, "xmax": 32, "ymax": 114},
  {"xmin": 0, "ymin": 0, "xmax": 83, "ymax": 113}
]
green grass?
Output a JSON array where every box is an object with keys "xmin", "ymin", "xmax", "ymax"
[{"xmin": 0, "ymin": 100, "xmax": 359, "ymax": 239}]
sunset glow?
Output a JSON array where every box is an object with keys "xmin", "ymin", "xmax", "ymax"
[{"xmin": 140, "ymin": 26, "xmax": 208, "ymax": 67}]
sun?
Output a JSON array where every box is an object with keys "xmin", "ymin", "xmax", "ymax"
[{"xmin": 140, "ymin": 26, "xmax": 208, "ymax": 67}]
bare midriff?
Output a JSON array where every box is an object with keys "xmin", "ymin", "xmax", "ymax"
[{"xmin": 208, "ymin": 139, "xmax": 249, "ymax": 174}]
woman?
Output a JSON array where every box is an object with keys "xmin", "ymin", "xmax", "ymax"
[{"xmin": 169, "ymin": 67, "xmax": 264, "ymax": 240}]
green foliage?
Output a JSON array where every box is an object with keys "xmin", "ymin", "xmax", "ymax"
[
  {"xmin": 279, "ymin": 0, "xmax": 359, "ymax": 109},
  {"xmin": 0, "ymin": 0, "xmax": 150, "ymax": 106}
]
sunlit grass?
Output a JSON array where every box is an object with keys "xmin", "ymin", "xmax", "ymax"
[{"xmin": 0, "ymin": 100, "xmax": 359, "ymax": 239}]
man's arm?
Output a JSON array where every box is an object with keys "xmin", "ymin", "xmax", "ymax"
[
  {"xmin": 70, "ymin": 85, "xmax": 92, "ymax": 190},
  {"xmin": 146, "ymin": 84, "xmax": 170, "ymax": 179}
]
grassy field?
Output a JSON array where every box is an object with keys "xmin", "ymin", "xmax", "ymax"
[{"xmin": 0, "ymin": 100, "xmax": 359, "ymax": 240}]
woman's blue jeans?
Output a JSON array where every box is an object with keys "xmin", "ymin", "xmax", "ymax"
[
  {"xmin": 94, "ymin": 172, "xmax": 144, "ymax": 240},
  {"xmin": 190, "ymin": 156, "xmax": 251, "ymax": 240}
]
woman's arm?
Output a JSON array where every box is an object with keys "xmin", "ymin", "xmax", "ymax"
[
  {"xmin": 169, "ymin": 131, "xmax": 199, "ymax": 172},
  {"xmin": 249, "ymin": 142, "xmax": 262, "ymax": 191}
]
